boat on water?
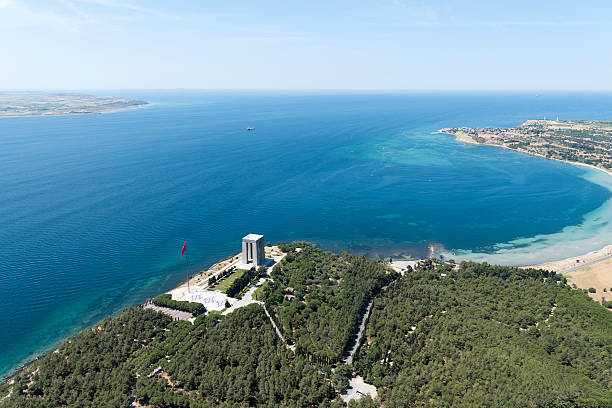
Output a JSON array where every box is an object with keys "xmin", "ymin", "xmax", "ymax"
[{"xmin": 246, "ymin": 127, "xmax": 255, "ymax": 131}]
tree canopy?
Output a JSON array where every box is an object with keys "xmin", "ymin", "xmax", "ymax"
[
  {"xmin": 1, "ymin": 246, "xmax": 611, "ymax": 407},
  {"xmin": 353, "ymin": 260, "xmax": 612, "ymax": 407}
]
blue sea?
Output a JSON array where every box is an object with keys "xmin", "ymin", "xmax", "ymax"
[{"xmin": 2, "ymin": 91, "xmax": 612, "ymax": 379}]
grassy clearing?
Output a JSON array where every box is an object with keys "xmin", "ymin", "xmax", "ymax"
[{"xmin": 209, "ymin": 269, "xmax": 246, "ymax": 294}]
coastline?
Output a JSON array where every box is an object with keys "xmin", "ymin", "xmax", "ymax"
[
  {"xmin": 0, "ymin": 102, "xmax": 148, "ymax": 118},
  {"xmin": 524, "ymin": 244, "xmax": 612, "ymax": 272},
  {"xmin": 438, "ymin": 128, "xmax": 612, "ymax": 272},
  {"xmin": 0, "ymin": 92, "xmax": 149, "ymax": 118},
  {"xmin": 437, "ymin": 125, "xmax": 612, "ymax": 178},
  {"xmin": 0, "ymin": 251, "xmax": 238, "ymax": 385}
]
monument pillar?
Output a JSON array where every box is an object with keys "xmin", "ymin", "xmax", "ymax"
[{"xmin": 242, "ymin": 233, "xmax": 265, "ymax": 267}]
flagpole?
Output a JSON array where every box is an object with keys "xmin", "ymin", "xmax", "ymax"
[{"xmin": 186, "ymin": 248, "xmax": 190, "ymax": 294}]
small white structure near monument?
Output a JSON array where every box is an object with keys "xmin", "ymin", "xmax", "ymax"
[{"xmin": 241, "ymin": 233, "xmax": 265, "ymax": 267}]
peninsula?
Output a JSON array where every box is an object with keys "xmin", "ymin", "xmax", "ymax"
[
  {"xmin": 0, "ymin": 92, "xmax": 147, "ymax": 117},
  {"xmin": 439, "ymin": 119, "xmax": 612, "ymax": 170}
]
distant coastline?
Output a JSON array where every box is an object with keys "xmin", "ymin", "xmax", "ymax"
[
  {"xmin": 0, "ymin": 92, "xmax": 147, "ymax": 117},
  {"xmin": 438, "ymin": 125, "xmax": 612, "ymax": 177}
]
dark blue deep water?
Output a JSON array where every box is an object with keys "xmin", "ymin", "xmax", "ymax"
[{"xmin": 1, "ymin": 91, "xmax": 612, "ymax": 378}]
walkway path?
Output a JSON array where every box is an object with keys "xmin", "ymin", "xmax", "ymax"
[
  {"xmin": 519, "ymin": 303, "xmax": 557, "ymax": 331},
  {"xmin": 0, "ymin": 381, "xmax": 13, "ymax": 405},
  {"xmin": 263, "ymin": 305, "xmax": 295, "ymax": 352},
  {"xmin": 338, "ymin": 299, "xmax": 378, "ymax": 403},
  {"xmin": 195, "ymin": 256, "xmax": 241, "ymax": 291},
  {"xmin": 222, "ymin": 277, "xmax": 265, "ymax": 315},
  {"xmin": 343, "ymin": 299, "xmax": 374, "ymax": 365},
  {"xmin": 219, "ymin": 274, "xmax": 295, "ymax": 352}
]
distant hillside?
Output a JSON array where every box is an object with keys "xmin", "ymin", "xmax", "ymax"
[{"xmin": 1, "ymin": 243, "xmax": 610, "ymax": 407}]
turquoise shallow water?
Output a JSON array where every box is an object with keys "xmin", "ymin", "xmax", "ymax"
[{"xmin": 1, "ymin": 91, "xmax": 612, "ymax": 379}]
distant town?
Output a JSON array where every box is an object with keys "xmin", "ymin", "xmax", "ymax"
[{"xmin": 440, "ymin": 119, "xmax": 612, "ymax": 170}]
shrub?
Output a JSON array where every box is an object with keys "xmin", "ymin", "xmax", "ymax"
[
  {"xmin": 331, "ymin": 364, "xmax": 352, "ymax": 390},
  {"xmin": 152, "ymin": 294, "xmax": 205, "ymax": 315},
  {"xmin": 226, "ymin": 266, "xmax": 266, "ymax": 298},
  {"xmin": 194, "ymin": 311, "xmax": 223, "ymax": 327},
  {"xmin": 588, "ymin": 288, "xmax": 596, "ymax": 293}
]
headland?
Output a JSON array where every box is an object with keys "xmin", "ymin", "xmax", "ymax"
[
  {"xmin": 0, "ymin": 92, "xmax": 147, "ymax": 117},
  {"xmin": 439, "ymin": 119, "xmax": 612, "ymax": 171}
]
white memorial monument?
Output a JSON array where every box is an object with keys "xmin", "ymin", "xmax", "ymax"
[{"xmin": 241, "ymin": 233, "xmax": 265, "ymax": 267}]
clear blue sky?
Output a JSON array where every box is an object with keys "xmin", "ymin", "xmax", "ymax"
[{"xmin": 1, "ymin": 0, "xmax": 611, "ymax": 90}]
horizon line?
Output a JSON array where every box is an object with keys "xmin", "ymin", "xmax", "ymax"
[{"xmin": 2, "ymin": 88, "xmax": 612, "ymax": 93}]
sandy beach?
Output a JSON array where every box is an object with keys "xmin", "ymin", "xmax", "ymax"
[
  {"xmin": 447, "ymin": 131, "xmax": 479, "ymax": 144},
  {"xmin": 525, "ymin": 244, "xmax": 612, "ymax": 272}
]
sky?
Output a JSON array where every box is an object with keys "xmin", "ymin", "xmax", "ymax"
[{"xmin": 1, "ymin": 0, "xmax": 611, "ymax": 90}]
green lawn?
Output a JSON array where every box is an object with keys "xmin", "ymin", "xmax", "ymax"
[
  {"xmin": 252, "ymin": 285, "xmax": 265, "ymax": 301},
  {"xmin": 209, "ymin": 269, "xmax": 246, "ymax": 293}
]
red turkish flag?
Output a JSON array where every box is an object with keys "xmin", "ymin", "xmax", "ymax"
[{"xmin": 181, "ymin": 242, "xmax": 187, "ymax": 258}]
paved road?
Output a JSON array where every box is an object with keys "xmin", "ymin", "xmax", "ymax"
[{"xmin": 559, "ymin": 254, "xmax": 612, "ymax": 274}]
